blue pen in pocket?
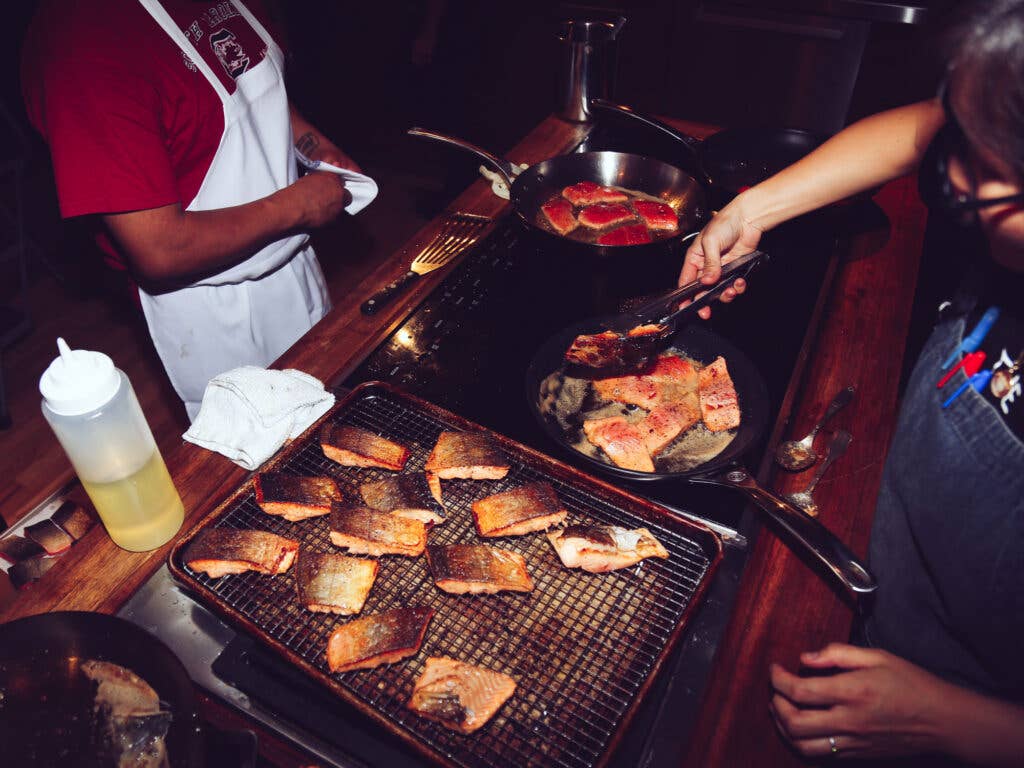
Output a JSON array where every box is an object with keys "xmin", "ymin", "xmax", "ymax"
[
  {"xmin": 942, "ymin": 369, "xmax": 995, "ymax": 409},
  {"xmin": 941, "ymin": 307, "xmax": 999, "ymax": 370}
]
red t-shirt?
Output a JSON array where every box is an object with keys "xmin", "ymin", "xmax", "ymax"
[{"xmin": 22, "ymin": 0, "xmax": 283, "ymax": 221}]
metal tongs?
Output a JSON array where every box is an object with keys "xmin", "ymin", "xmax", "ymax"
[{"xmin": 564, "ymin": 248, "xmax": 769, "ymax": 369}]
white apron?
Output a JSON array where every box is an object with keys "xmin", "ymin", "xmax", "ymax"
[{"xmin": 137, "ymin": 0, "xmax": 330, "ymax": 421}]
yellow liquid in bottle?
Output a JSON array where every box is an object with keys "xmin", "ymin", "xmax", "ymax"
[{"xmin": 80, "ymin": 451, "xmax": 185, "ymax": 552}]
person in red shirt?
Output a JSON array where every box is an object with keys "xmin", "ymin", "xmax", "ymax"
[{"xmin": 22, "ymin": 0, "xmax": 366, "ymax": 420}]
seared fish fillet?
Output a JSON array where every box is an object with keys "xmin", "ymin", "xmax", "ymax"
[
  {"xmin": 295, "ymin": 550, "xmax": 379, "ymax": 614},
  {"xmin": 563, "ymin": 324, "xmax": 670, "ymax": 369},
  {"xmin": 407, "ymin": 657, "xmax": 517, "ymax": 734},
  {"xmin": 472, "ymin": 481, "xmax": 567, "ymax": 537},
  {"xmin": 329, "ymin": 503, "xmax": 427, "ymax": 557},
  {"xmin": 183, "ymin": 528, "xmax": 299, "ymax": 578},
  {"xmin": 427, "ymin": 544, "xmax": 534, "ymax": 594},
  {"xmin": 596, "ymin": 222, "xmax": 652, "ymax": 246},
  {"xmin": 320, "ymin": 423, "xmax": 411, "ymax": 470},
  {"xmin": 541, "ymin": 197, "xmax": 579, "ymax": 236},
  {"xmin": 255, "ymin": 472, "xmax": 343, "ymax": 521},
  {"xmin": 633, "ymin": 199, "xmax": 678, "ymax": 231},
  {"xmin": 583, "ymin": 416, "xmax": 655, "ymax": 473},
  {"xmin": 326, "ymin": 606, "xmax": 434, "ymax": 673},
  {"xmin": 360, "ymin": 473, "xmax": 446, "ymax": 524},
  {"xmin": 547, "ymin": 525, "xmax": 669, "ymax": 572},
  {"xmin": 424, "ymin": 431, "xmax": 509, "ymax": 480},
  {"xmin": 578, "ymin": 202, "xmax": 634, "ymax": 229},
  {"xmin": 640, "ymin": 394, "xmax": 701, "ymax": 455},
  {"xmin": 593, "ymin": 354, "xmax": 699, "ymax": 410},
  {"xmin": 698, "ymin": 356, "xmax": 741, "ymax": 432},
  {"xmin": 562, "ymin": 181, "xmax": 628, "ymax": 206}
]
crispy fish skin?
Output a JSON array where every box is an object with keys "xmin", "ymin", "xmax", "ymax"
[
  {"xmin": 424, "ymin": 431, "xmax": 509, "ymax": 480},
  {"xmin": 698, "ymin": 356, "xmax": 741, "ymax": 432},
  {"xmin": 578, "ymin": 202, "xmax": 634, "ymax": 230},
  {"xmin": 547, "ymin": 524, "xmax": 669, "ymax": 572},
  {"xmin": 562, "ymin": 181, "xmax": 629, "ymax": 206},
  {"xmin": 407, "ymin": 657, "xmax": 517, "ymax": 734},
  {"xmin": 426, "ymin": 544, "xmax": 533, "ymax": 594},
  {"xmin": 326, "ymin": 606, "xmax": 434, "ymax": 673},
  {"xmin": 328, "ymin": 503, "xmax": 427, "ymax": 557},
  {"xmin": 582, "ymin": 416, "xmax": 655, "ymax": 473},
  {"xmin": 541, "ymin": 197, "xmax": 579, "ymax": 235},
  {"xmin": 472, "ymin": 481, "xmax": 568, "ymax": 537},
  {"xmin": 359, "ymin": 474, "xmax": 446, "ymax": 525},
  {"xmin": 320, "ymin": 423, "xmax": 411, "ymax": 470},
  {"xmin": 183, "ymin": 528, "xmax": 299, "ymax": 578},
  {"xmin": 295, "ymin": 550, "xmax": 379, "ymax": 614},
  {"xmin": 633, "ymin": 199, "xmax": 679, "ymax": 231},
  {"xmin": 640, "ymin": 394, "xmax": 701, "ymax": 455},
  {"xmin": 593, "ymin": 354, "xmax": 699, "ymax": 410},
  {"xmin": 255, "ymin": 472, "xmax": 344, "ymax": 522},
  {"xmin": 563, "ymin": 324, "xmax": 670, "ymax": 369},
  {"xmin": 596, "ymin": 222, "xmax": 652, "ymax": 246}
]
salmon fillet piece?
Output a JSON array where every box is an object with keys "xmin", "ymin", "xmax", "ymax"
[
  {"xmin": 541, "ymin": 197, "xmax": 578, "ymax": 235},
  {"xmin": 561, "ymin": 181, "xmax": 628, "ymax": 206},
  {"xmin": 424, "ymin": 431, "xmax": 509, "ymax": 480},
  {"xmin": 320, "ymin": 423, "xmax": 410, "ymax": 471},
  {"xmin": 597, "ymin": 223, "xmax": 652, "ymax": 246},
  {"xmin": 327, "ymin": 606, "xmax": 434, "ymax": 673},
  {"xmin": 633, "ymin": 200, "xmax": 678, "ymax": 231},
  {"xmin": 295, "ymin": 550, "xmax": 379, "ymax": 614},
  {"xmin": 578, "ymin": 203, "xmax": 634, "ymax": 229},
  {"xmin": 593, "ymin": 354, "xmax": 699, "ymax": 409},
  {"xmin": 254, "ymin": 473, "xmax": 343, "ymax": 522},
  {"xmin": 360, "ymin": 473, "xmax": 446, "ymax": 525},
  {"xmin": 183, "ymin": 529, "xmax": 299, "ymax": 578},
  {"xmin": 471, "ymin": 481, "xmax": 568, "ymax": 537},
  {"xmin": 698, "ymin": 356, "xmax": 741, "ymax": 432},
  {"xmin": 328, "ymin": 504, "xmax": 427, "ymax": 557},
  {"xmin": 426, "ymin": 544, "xmax": 534, "ymax": 594},
  {"xmin": 547, "ymin": 525, "xmax": 669, "ymax": 573},
  {"xmin": 640, "ymin": 393, "xmax": 701, "ymax": 455},
  {"xmin": 582, "ymin": 416, "xmax": 655, "ymax": 472},
  {"xmin": 408, "ymin": 657, "xmax": 517, "ymax": 734}
]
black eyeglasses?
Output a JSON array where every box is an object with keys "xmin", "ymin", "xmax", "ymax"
[{"xmin": 918, "ymin": 85, "xmax": 1024, "ymax": 216}]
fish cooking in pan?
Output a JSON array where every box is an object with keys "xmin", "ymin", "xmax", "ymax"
[
  {"xmin": 424, "ymin": 431, "xmax": 509, "ymax": 480},
  {"xmin": 582, "ymin": 417, "xmax": 655, "ymax": 473},
  {"xmin": 426, "ymin": 544, "xmax": 534, "ymax": 594},
  {"xmin": 578, "ymin": 202, "xmax": 634, "ymax": 230},
  {"xmin": 541, "ymin": 197, "xmax": 578, "ymax": 236},
  {"xmin": 183, "ymin": 529, "xmax": 299, "ymax": 578},
  {"xmin": 640, "ymin": 395, "xmax": 701, "ymax": 455},
  {"xmin": 320, "ymin": 423, "xmax": 411, "ymax": 471},
  {"xmin": 471, "ymin": 481, "xmax": 568, "ymax": 537},
  {"xmin": 326, "ymin": 606, "xmax": 434, "ymax": 673},
  {"xmin": 328, "ymin": 503, "xmax": 427, "ymax": 557},
  {"xmin": 295, "ymin": 550, "xmax": 379, "ymax": 615},
  {"xmin": 698, "ymin": 356, "xmax": 741, "ymax": 432},
  {"xmin": 633, "ymin": 199, "xmax": 678, "ymax": 232},
  {"xmin": 561, "ymin": 181, "xmax": 628, "ymax": 206},
  {"xmin": 563, "ymin": 324, "xmax": 670, "ymax": 369},
  {"xmin": 254, "ymin": 472, "xmax": 343, "ymax": 522},
  {"xmin": 597, "ymin": 223, "xmax": 652, "ymax": 246},
  {"xmin": 407, "ymin": 657, "xmax": 517, "ymax": 734},
  {"xmin": 593, "ymin": 355, "xmax": 699, "ymax": 410},
  {"xmin": 547, "ymin": 525, "xmax": 669, "ymax": 573},
  {"xmin": 359, "ymin": 473, "xmax": 446, "ymax": 525}
]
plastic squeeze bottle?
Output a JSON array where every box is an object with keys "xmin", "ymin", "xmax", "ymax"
[{"xmin": 39, "ymin": 338, "xmax": 184, "ymax": 551}]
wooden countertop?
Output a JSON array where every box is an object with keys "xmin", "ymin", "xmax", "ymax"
[{"xmin": 0, "ymin": 114, "xmax": 928, "ymax": 767}]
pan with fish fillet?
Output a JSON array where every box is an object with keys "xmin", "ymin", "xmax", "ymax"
[{"xmin": 527, "ymin": 318, "xmax": 878, "ymax": 597}]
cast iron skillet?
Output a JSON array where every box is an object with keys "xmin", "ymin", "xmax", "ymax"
[
  {"xmin": 0, "ymin": 611, "xmax": 205, "ymax": 768},
  {"xmin": 525, "ymin": 318, "xmax": 876, "ymax": 597},
  {"xmin": 407, "ymin": 127, "xmax": 707, "ymax": 255}
]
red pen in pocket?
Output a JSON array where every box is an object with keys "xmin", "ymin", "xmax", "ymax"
[{"xmin": 937, "ymin": 350, "xmax": 986, "ymax": 388}]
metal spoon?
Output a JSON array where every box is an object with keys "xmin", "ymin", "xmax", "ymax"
[
  {"xmin": 775, "ymin": 385, "xmax": 855, "ymax": 471},
  {"xmin": 786, "ymin": 430, "xmax": 852, "ymax": 516}
]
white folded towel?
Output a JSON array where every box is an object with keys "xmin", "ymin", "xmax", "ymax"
[
  {"xmin": 183, "ymin": 366, "xmax": 335, "ymax": 470},
  {"xmin": 293, "ymin": 148, "xmax": 379, "ymax": 215}
]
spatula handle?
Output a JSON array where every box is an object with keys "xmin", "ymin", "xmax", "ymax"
[{"xmin": 361, "ymin": 270, "xmax": 419, "ymax": 315}]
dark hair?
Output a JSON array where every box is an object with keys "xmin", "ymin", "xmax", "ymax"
[{"xmin": 946, "ymin": 0, "xmax": 1024, "ymax": 180}]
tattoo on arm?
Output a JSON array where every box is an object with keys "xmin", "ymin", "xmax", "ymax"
[{"xmin": 296, "ymin": 132, "xmax": 319, "ymax": 156}]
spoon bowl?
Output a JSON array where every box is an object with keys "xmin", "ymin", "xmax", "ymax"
[{"xmin": 775, "ymin": 385, "xmax": 855, "ymax": 471}]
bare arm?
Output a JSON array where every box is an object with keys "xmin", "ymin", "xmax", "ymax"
[{"xmin": 290, "ymin": 104, "xmax": 361, "ymax": 172}]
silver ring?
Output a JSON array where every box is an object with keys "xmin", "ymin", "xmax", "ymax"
[{"xmin": 829, "ymin": 735, "xmax": 839, "ymax": 755}]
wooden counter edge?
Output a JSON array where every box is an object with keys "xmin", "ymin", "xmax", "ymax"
[{"xmin": 681, "ymin": 178, "xmax": 929, "ymax": 766}]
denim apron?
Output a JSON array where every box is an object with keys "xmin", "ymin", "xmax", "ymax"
[{"xmin": 865, "ymin": 293, "xmax": 1024, "ymax": 699}]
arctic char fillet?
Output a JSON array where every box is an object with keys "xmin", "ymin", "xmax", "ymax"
[
  {"xmin": 472, "ymin": 481, "xmax": 568, "ymax": 537},
  {"xmin": 541, "ymin": 197, "xmax": 578, "ymax": 235},
  {"xmin": 578, "ymin": 202, "xmax": 634, "ymax": 230},
  {"xmin": 320, "ymin": 423, "xmax": 411, "ymax": 470},
  {"xmin": 698, "ymin": 356, "xmax": 741, "ymax": 432},
  {"xmin": 328, "ymin": 503, "xmax": 427, "ymax": 557},
  {"xmin": 254, "ymin": 472, "xmax": 343, "ymax": 521},
  {"xmin": 547, "ymin": 525, "xmax": 669, "ymax": 572},
  {"xmin": 561, "ymin": 181, "xmax": 628, "ymax": 206},
  {"xmin": 640, "ymin": 394, "xmax": 701, "ymax": 455},
  {"xmin": 183, "ymin": 529, "xmax": 299, "ymax": 578},
  {"xmin": 359, "ymin": 473, "xmax": 446, "ymax": 524},
  {"xmin": 407, "ymin": 657, "xmax": 517, "ymax": 734},
  {"xmin": 593, "ymin": 354, "xmax": 699, "ymax": 410},
  {"xmin": 597, "ymin": 223, "xmax": 652, "ymax": 246},
  {"xmin": 424, "ymin": 431, "xmax": 509, "ymax": 480},
  {"xmin": 564, "ymin": 324, "xmax": 670, "ymax": 369},
  {"xmin": 582, "ymin": 416, "xmax": 655, "ymax": 472},
  {"xmin": 327, "ymin": 606, "xmax": 434, "ymax": 673},
  {"xmin": 295, "ymin": 550, "xmax": 379, "ymax": 614},
  {"xmin": 633, "ymin": 199, "xmax": 679, "ymax": 231},
  {"xmin": 426, "ymin": 544, "xmax": 534, "ymax": 594}
]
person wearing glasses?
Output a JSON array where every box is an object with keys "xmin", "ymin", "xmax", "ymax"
[{"xmin": 681, "ymin": 1, "xmax": 1024, "ymax": 764}]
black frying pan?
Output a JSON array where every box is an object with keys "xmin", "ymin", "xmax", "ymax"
[
  {"xmin": 407, "ymin": 127, "xmax": 707, "ymax": 255},
  {"xmin": 525, "ymin": 318, "xmax": 876, "ymax": 596},
  {"xmin": 0, "ymin": 611, "xmax": 205, "ymax": 768}
]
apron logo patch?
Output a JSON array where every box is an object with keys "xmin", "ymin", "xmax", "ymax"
[{"xmin": 210, "ymin": 28, "xmax": 250, "ymax": 79}]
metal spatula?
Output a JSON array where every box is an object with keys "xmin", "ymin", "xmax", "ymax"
[{"xmin": 361, "ymin": 212, "xmax": 490, "ymax": 315}]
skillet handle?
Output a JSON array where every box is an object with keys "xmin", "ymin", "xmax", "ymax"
[
  {"xmin": 588, "ymin": 99, "xmax": 703, "ymax": 154},
  {"xmin": 694, "ymin": 467, "xmax": 877, "ymax": 596},
  {"xmin": 408, "ymin": 127, "xmax": 518, "ymax": 188}
]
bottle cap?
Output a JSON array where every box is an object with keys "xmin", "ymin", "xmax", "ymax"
[{"xmin": 39, "ymin": 338, "xmax": 120, "ymax": 415}]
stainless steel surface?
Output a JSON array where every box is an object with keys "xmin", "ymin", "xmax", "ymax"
[
  {"xmin": 557, "ymin": 17, "xmax": 626, "ymax": 122},
  {"xmin": 409, "ymin": 213, "xmax": 489, "ymax": 275},
  {"xmin": 786, "ymin": 429, "xmax": 852, "ymax": 516},
  {"xmin": 775, "ymin": 385, "xmax": 855, "ymax": 471},
  {"xmin": 708, "ymin": 0, "xmax": 935, "ymax": 25},
  {"xmin": 407, "ymin": 127, "xmax": 519, "ymax": 186}
]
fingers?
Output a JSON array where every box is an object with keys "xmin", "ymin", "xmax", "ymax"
[
  {"xmin": 770, "ymin": 663, "xmax": 847, "ymax": 707},
  {"xmin": 800, "ymin": 643, "xmax": 887, "ymax": 670},
  {"xmin": 679, "ymin": 242, "xmax": 705, "ymax": 287},
  {"xmin": 770, "ymin": 697, "xmax": 869, "ymax": 759},
  {"xmin": 699, "ymin": 233, "xmax": 723, "ymax": 284}
]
